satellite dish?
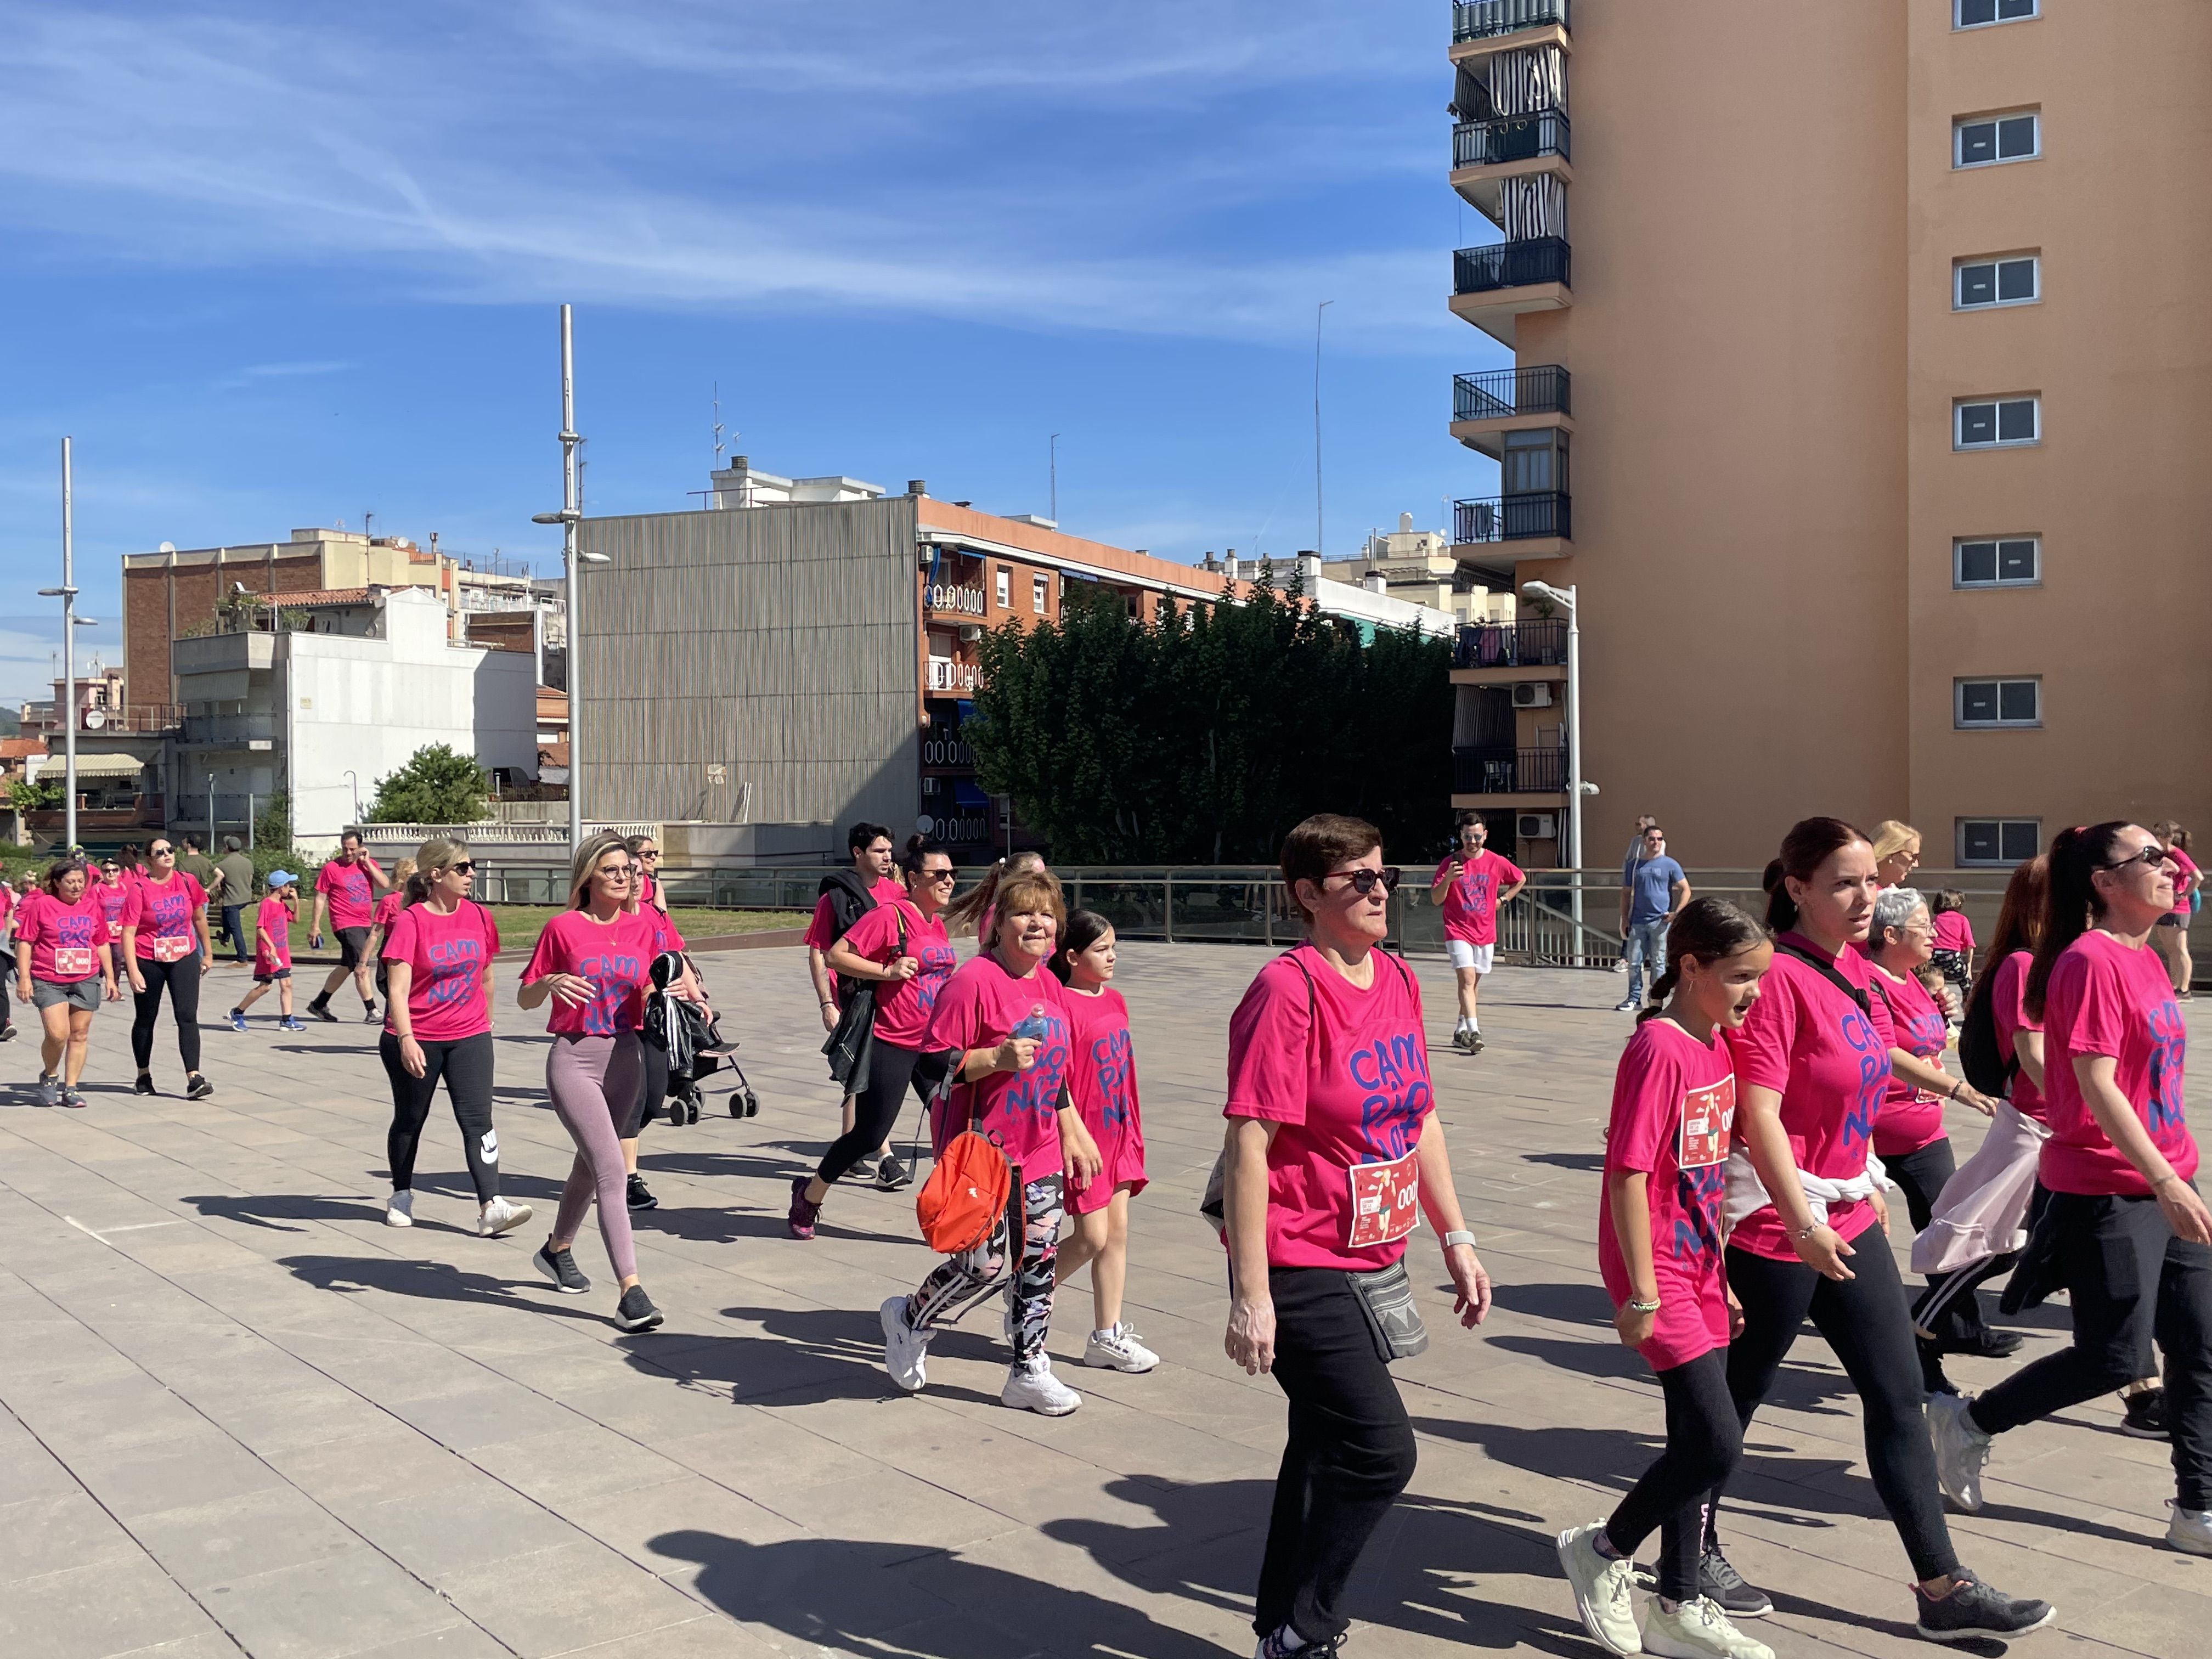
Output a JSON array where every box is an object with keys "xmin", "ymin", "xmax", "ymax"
[
  {"xmin": 157, "ymin": 541, "xmax": 176, "ymax": 553},
  {"xmin": 915, "ymin": 815, "xmax": 935, "ymax": 836},
  {"xmin": 83, "ymin": 709, "xmax": 106, "ymax": 730}
]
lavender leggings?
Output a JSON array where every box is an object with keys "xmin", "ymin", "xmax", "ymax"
[{"xmin": 546, "ymin": 1031, "xmax": 642, "ymax": 1282}]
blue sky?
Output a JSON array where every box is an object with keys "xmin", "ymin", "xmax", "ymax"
[{"xmin": 0, "ymin": 0, "xmax": 1507, "ymax": 704}]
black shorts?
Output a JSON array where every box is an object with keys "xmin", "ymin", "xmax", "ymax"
[
  {"xmin": 335, "ymin": 926, "xmax": 371, "ymax": 968},
  {"xmin": 254, "ymin": 966, "xmax": 292, "ymax": 985},
  {"xmin": 2156, "ymin": 915, "xmax": 2186, "ymax": 930}
]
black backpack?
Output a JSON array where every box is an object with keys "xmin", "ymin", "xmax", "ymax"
[{"xmin": 1958, "ymin": 970, "xmax": 2019, "ymax": 1098}]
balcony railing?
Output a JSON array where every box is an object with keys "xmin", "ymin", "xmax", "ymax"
[
  {"xmin": 1454, "ymin": 492, "xmax": 1572, "ymax": 544},
  {"xmin": 181, "ymin": 713, "xmax": 284, "ymax": 746},
  {"xmin": 1453, "ymin": 0, "xmax": 1568, "ymax": 44},
  {"xmin": 1453, "ymin": 618, "xmax": 1568, "ymax": 670},
  {"xmin": 71, "ymin": 704, "xmax": 184, "ymax": 735},
  {"xmin": 1453, "ymin": 108, "xmax": 1570, "ymax": 169},
  {"xmin": 1454, "ymin": 236, "xmax": 1571, "ymax": 295},
  {"xmin": 1453, "ymin": 364, "xmax": 1572, "ymax": 423},
  {"xmin": 1453, "ymin": 745, "xmax": 1568, "ymax": 794}
]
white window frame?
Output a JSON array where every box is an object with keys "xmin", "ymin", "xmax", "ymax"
[
  {"xmin": 1031, "ymin": 573, "xmax": 1048, "ymax": 615},
  {"xmin": 1955, "ymin": 677, "xmax": 2042, "ymax": 729},
  {"xmin": 1957, "ymin": 819, "xmax": 2041, "ymax": 866},
  {"xmin": 1955, "ymin": 396, "xmax": 2039, "ymax": 449},
  {"xmin": 1954, "ymin": 109, "xmax": 2040, "ymax": 168},
  {"xmin": 1954, "ymin": 0, "xmax": 2038, "ymax": 30},
  {"xmin": 1954, "ymin": 253, "xmax": 2040, "ymax": 311},
  {"xmin": 1953, "ymin": 535, "xmax": 2041, "ymax": 589},
  {"xmin": 994, "ymin": 566, "xmax": 1011, "ymax": 608}
]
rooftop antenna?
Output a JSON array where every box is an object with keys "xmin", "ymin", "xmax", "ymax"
[
  {"xmin": 713, "ymin": 382, "xmax": 726, "ymax": 469},
  {"xmin": 1049, "ymin": 433, "xmax": 1060, "ymax": 523},
  {"xmin": 363, "ymin": 511, "xmax": 375, "ymax": 540},
  {"xmin": 1313, "ymin": 300, "xmax": 1334, "ymax": 558}
]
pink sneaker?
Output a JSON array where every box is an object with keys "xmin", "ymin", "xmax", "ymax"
[{"xmin": 786, "ymin": 1175, "xmax": 821, "ymax": 1240}]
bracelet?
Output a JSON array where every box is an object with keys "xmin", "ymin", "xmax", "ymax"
[
  {"xmin": 1793, "ymin": 1220, "xmax": 1824, "ymax": 1242},
  {"xmin": 1442, "ymin": 1229, "xmax": 1477, "ymax": 1250},
  {"xmin": 1948, "ymin": 1079, "xmax": 1963, "ymax": 1101},
  {"xmin": 1627, "ymin": 1295, "xmax": 1662, "ymax": 1314}
]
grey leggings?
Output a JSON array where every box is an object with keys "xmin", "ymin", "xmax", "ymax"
[{"xmin": 546, "ymin": 1031, "xmax": 642, "ymax": 1281}]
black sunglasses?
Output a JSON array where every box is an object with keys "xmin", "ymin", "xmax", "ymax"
[
  {"xmin": 150, "ymin": 845, "xmax": 175, "ymax": 856},
  {"xmin": 1323, "ymin": 866, "xmax": 1402, "ymax": 897},
  {"xmin": 2106, "ymin": 845, "xmax": 2174, "ymax": 874},
  {"xmin": 446, "ymin": 861, "xmax": 475, "ymax": 875}
]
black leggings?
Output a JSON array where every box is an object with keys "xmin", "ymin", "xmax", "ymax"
[
  {"xmin": 620, "ymin": 1040, "xmax": 671, "ymax": 1140},
  {"xmin": 816, "ymin": 1042, "xmax": 952, "ymax": 1186},
  {"xmin": 1606, "ymin": 1348, "xmax": 1741, "ymax": 1602},
  {"xmin": 380, "ymin": 1030, "xmax": 500, "ymax": 1203},
  {"xmin": 1887, "ymin": 1136, "xmax": 1986, "ymax": 1342},
  {"xmin": 1254, "ymin": 1265, "xmax": 1418, "ymax": 1646},
  {"xmin": 1714, "ymin": 1241, "xmax": 1960, "ymax": 1583},
  {"xmin": 131, "ymin": 952, "xmax": 203, "ymax": 1074}
]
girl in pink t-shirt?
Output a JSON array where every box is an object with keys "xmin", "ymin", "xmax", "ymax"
[
  {"xmin": 879, "ymin": 865, "xmax": 1101, "ymax": 1420},
  {"xmin": 1221, "ymin": 815, "xmax": 1492, "ymax": 1659},
  {"xmin": 12, "ymin": 857, "xmax": 120, "ymax": 1109},
  {"xmin": 2149, "ymin": 821, "xmax": 2198, "ymax": 1000},
  {"xmin": 1560, "ymin": 898, "xmax": 1769, "ymax": 1656},
  {"xmin": 1047, "ymin": 911, "xmax": 1155, "ymax": 1374},
  {"xmin": 119, "ymin": 838, "xmax": 215, "ymax": 1101},
  {"xmin": 1929, "ymin": 823, "xmax": 2212, "ymax": 1558}
]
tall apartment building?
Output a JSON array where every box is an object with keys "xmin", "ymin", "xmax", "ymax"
[{"xmin": 1442, "ymin": 0, "xmax": 2211, "ymax": 870}]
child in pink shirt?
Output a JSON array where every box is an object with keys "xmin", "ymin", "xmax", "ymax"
[{"xmin": 230, "ymin": 874, "xmax": 305, "ymax": 1031}]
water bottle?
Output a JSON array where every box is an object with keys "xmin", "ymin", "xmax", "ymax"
[{"xmin": 1009, "ymin": 1003, "xmax": 1050, "ymax": 1042}]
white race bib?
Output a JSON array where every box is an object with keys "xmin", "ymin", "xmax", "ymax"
[
  {"xmin": 151, "ymin": 934, "xmax": 193, "ymax": 963},
  {"xmin": 53, "ymin": 946, "xmax": 95, "ymax": 978},
  {"xmin": 1677, "ymin": 1075, "xmax": 1736, "ymax": 1169},
  {"xmin": 1345, "ymin": 1149, "xmax": 1420, "ymax": 1249}
]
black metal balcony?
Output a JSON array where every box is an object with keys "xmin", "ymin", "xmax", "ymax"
[
  {"xmin": 1454, "ymin": 492, "xmax": 1571, "ymax": 544},
  {"xmin": 1454, "ymin": 365, "xmax": 1571, "ymax": 423},
  {"xmin": 1453, "ymin": 618, "xmax": 1568, "ymax": 670},
  {"xmin": 1453, "ymin": 746, "xmax": 1568, "ymax": 794},
  {"xmin": 1453, "ymin": 108, "xmax": 1570, "ymax": 169},
  {"xmin": 1454, "ymin": 236, "xmax": 1571, "ymax": 295},
  {"xmin": 1453, "ymin": 0, "xmax": 1569, "ymax": 44}
]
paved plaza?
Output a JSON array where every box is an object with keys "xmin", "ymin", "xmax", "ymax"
[{"xmin": 2, "ymin": 938, "xmax": 2207, "ymax": 1658}]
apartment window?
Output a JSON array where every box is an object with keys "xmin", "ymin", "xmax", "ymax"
[
  {"xmin": 1955, "ymin": 537, "xmax": 2040, "ymax": 587},
  {"xmin": 1956, "ymin": 396, "xmax": 2039, "ymax": 449},
  {"xmin": 1956, "ymin": 0, "xmax": 2036, "ymax": 27},
  {"xmin": 1956, "ymin": 678, "xmax": 2041, "ymax": 728},
  {"xmin": 1955, "ymin": 111, "xmax": 2039, "ymax": 167},
  {"xmin": 1959, "ymin": 819, "xmax": 2041, "ymax": 866},
  {"xmin": 1031, "ymin": 573, "xmax": 1049, "ymax": 615},
  {"xmin": 1955, "ymin": 254, "xmax": 2039, "ymax": 309},
  {"xmin": 994, "ymin": 566, "xmax": 1011, "ymax": 608}
]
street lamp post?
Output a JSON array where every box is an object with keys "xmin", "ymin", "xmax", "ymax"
[
  {"xmin": 532, "ymin": 303, "xmax": 607, "ymax": 861},
  {"xmin": 343, "ymin": 769, "xmax": 359, "ymax": 828},
  {"xmin": 1522, "ymin": 579, "xmax": 1589, "ymax": 964},
  {"xmin": 37, "ymin": 437, "xmax": 81, "ymax": 849}
]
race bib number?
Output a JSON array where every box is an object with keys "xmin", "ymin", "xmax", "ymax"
[
  {"xmin": 151, "ymin": 934, "xmax": 193, "ymax": 963},
  {"xmin": 1678, "ymin": 1076, "xmax": 1735, "ymax": 1169},
  {"xmin": 54, "ymin": 947, "xmax": 95, "ymax": 978},
  {"xmin": 1346, "ymin": 1148, "xmax": 1420, "ymax": 1249}
]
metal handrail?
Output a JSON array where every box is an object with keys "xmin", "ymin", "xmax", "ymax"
[
  {"xmin": 1453, "ymin": 0, "xmax": 1569, "ymax": 44},
  {"xmin": 1453, "ymin": 618, "xmax": 1568, "ymax": 669},
  {"xmin": 1454, "ymin": 364, "xmax": 1572, "ymax": 422},
  {"xmin": 1452, "ymin": 745, "xmax": 1568, "ymax": 794},
  {"xmin": 1454, "ymin": 492, "xmax": 1572, "ymax": 543},
  {"xmin": 1453, "ymin": 107, "xmax": 1570, "ymax": 168},
  {"xmin": 1454, "ymin": 236, "xmax": 1571, "ymax": 294}
]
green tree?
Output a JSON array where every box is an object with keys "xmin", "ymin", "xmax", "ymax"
[
  {"xmin": 7, "ymin": 776, "xmax": 62, "ymax": 815},
  {"xmin": 366, "ymin": 744, "xmax": 488, "ymax": 825}
]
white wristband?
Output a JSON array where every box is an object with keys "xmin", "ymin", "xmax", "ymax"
[{"xmin": 1442, "ymin": 1229, "xmax": 1477, "ymax": 1250}]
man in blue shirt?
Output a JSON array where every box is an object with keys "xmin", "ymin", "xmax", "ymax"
[{"xmin": 1616, "ymin": 824, "xmax": 1690, "ymax": 1011}]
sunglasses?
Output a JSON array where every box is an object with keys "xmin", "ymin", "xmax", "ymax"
[
  {"xmin": 150, "ymin": 846, "xmax": 175, "ymax": 856},
  {"xmin": 444, "ymin": 861, "xmax": 475, "ymax": 875},
  {"xmin": 1323, "ymin": 866, "xmax": 1402, "ymax": 897},
  {"xmin": 637, "ymin": 850, "xmax": 660, "ymax": 861},
  {"xmin": 917, "ymin": 868, "xmax": 957, "ymax": 884},
  {"xmin": 2106, "ymin": 845, "xmax": 2175, "ymax": 874}
]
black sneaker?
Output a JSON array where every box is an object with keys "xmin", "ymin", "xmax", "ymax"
[
  {"xmin": 1912, "ymin": 1568, "xmax": 2054, "ymax": 1643},
  {"xmin": 2121, "ymin": 1387, "xmax": 2169, "ymax": 1439},
  {"xmin": 875, "ymin": 1153, "xmax": 912, "ymax": 1190},
  {"xmin": 1699, "ymin": 1545, "xmax": 1773, "ymax": 1617},
  {"xmin": 307, "ymin": 998, "xmax": 337, "ymax": 1024},
  {"xmin": 625, "ymin": 1173, "xmax": 658, "ymax": 1212},
  {"xmin": 185, "ymin": 1074, "xmax": 213, "ymax": 1101},
  {"xmin": 614, "ymin": 1284, "xmax": 664, "ymax": 1333},
  {"xmin": 133, "ymin": 1074, "xmax": 157, "ymax": 1096},
  {"xmin": 0, "ymin": 1022, "xmax": 17, "ymax": 1042},
  {"xmin": 1934, "ymin": 1326, "xmax": 2024, "ymax": 1359},
  {"xmin": 848, "ymin": 1154, "xmax": 879, "ymax": 1183},
  {"xmin": 532, "ymin": 1242, "xmax": 591, "ymax": 1294}
]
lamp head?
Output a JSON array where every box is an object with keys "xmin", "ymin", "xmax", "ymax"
[{"xmin": 1520, "ymin": 579, "xmax": 1572, "ymax": 608}]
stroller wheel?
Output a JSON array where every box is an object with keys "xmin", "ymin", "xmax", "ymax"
[{"xmin": 684, "ymin": 1090, "xmax": 702, "ymax": 1126}]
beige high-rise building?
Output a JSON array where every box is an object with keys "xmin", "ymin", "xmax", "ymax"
[{"xmin": 1443, "ymin": 0, "xmax": 2212, "ymax": 872}]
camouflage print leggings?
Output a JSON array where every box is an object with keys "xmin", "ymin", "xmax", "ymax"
[{"xmin": 909, "ymin": 1173, "xmax": 1063, "ymax": 1362}]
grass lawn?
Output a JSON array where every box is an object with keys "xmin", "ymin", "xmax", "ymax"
[{"xmin": 482, "ymin": 905, "xmax": 807, "ymax": 948}]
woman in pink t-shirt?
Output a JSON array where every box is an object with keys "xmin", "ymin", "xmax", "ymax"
[
  {"xmin": 13, "ymin": 857, "xmax": 121, "ymax": 1109},
  {"xmin": 1220, "ymin": 814, "xmax": 1492, "ymax": 1659},
  {"xmin": 1712, "ymin": 819, "xmax": 2049, "ymax": 1643},
  {"xmin": 1047, "ymin": 910, "xmax": 1155, "ymax": 1374},
  {"xmin": 378, "ymin": 839, "xmax": 530, "ymax": 1241},
  {"xmin": 1929, "ymin": 823, "xmax": 2212, "ymax": 1555},
  {"xmin": 119, "ymin": 837, "xmax": 216, "ymax": 1101},
  {"xmin": 1558, "ymin": 898, "xmax": 1770, "ymax": 1659},
  {"xmin": 789, "ymin": 836, "xmax": 959, "ymax": 1238},
  {"xmin": 879, "ymin": 865, "xmax": 1101, "ymax": 1419},
  {"xmin": 91, "ymin": 857, "xmax": 132, "ymax": 947},
  {"xmin": 518, "ymin": 832, "xmax": 665, "ymax": 1334},
  {"xmin": 2150, "ymin": 820, "xmax": 2198, "ymax": 998}
]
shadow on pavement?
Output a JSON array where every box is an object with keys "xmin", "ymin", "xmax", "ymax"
[
  {"xmin": 276, "ymin": 1251, "xmax": 610, "ymax": 1325},
  {"xmin": 617, "ymin": 1301, "xmax": 1009, "ymax": 1409}
]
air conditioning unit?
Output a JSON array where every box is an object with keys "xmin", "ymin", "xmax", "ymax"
[
  {"xmin": 1512, "ymin": 681, "xmax": 1554, "ymax": 708},
  {"xmin": 1517, "ymin": 812, "xmax": 1558, "ymax": 840}
]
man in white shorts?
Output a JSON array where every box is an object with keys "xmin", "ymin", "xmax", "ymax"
[{"xmin": 1430, "ymin": 810, "xmax": 1526, "ymax": 1053}]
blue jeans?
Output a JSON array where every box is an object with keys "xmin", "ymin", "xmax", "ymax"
[
  {"xmin": 219, "ymin": 905, "xmax": 250, "ymax": 961},
  {"xmin": 1624, "ymin": 917, "xmax": 1669, "ymax": 1002}
]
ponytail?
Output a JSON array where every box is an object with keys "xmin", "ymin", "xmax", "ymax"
[
  {"xmin": 1049, "ymin": 909, "xmax": 1113, "ymax": 984},
  {"xmin": 2027, "ymin": 822, "xmax": 2130, "ymax": 1020},
  {"xmin": 900, "ymin": 833, "xmax": 947, "ymax": 877},
  {"xmin": 943, "ymin": 849, "xmax": 1047, "ymax": 938},
  {"xmin": 1638, "ymin": 896, "xmax": 1769, "ymax": 1020},
  {"xmin": 1762, "ymin": 816, "xmax": 1869, "ymax": 933}
]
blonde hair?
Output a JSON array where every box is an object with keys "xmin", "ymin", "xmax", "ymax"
[
  {"xmin": 410, "ymin": 839, "xmax": 467, "ymax": 904},
  {"xmin": 566, "ymin": 830, "xmax": 633, "ymax": 910},
  {"xmin": 987, "ymin": 868, "xmax": 1067, "ymax": 951},
  {"xmin": 945, "ymin": 851, "xmax": 1047, "ymax": 938},
  {"xmin": 1870, "ymin": 820, "xmax": 1921, "ymax": 862}
]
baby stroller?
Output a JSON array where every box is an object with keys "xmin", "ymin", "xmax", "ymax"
[{"xmin": 642, "ymin": 950, "xmax": 759, "ymax": 1125}]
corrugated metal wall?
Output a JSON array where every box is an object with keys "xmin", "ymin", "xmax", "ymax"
[{"xmin": 574, "ymin": 496, "xmax": 920, "ymax": 834}]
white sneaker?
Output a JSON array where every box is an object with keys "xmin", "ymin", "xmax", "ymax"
[
  {"xmin": 1643, "ymin": 1596, "xmax": 1773, "ymax": 1659},
  {"xmin": 1614, "ymin": 998, "xmax": 1642, "ymax": 1013},
  {"xmin": 1556, "ymin": 1522, "xmax": 1643, "ymax": 1655},
  {"xmin": 881, "ymin": 1295, "xmax": 932, "ymax": 1392},
  {"xmin": 2169, "ymin": 1503, "xmax": 2212, "ymax": 1556},
  {"xmin": 1084, "ymin": 1323, "xmax": 1159, "ymax": 1373},
  {"xmin": 1001, "ymin": 1353, "xmax": 1082, "ymax": 1415},
  {"xmin": 385, "ymin": 1190, "xmax": 414, "ymax": 1228},
  {"xmin": 1926, "ymin": 1390, "xmax": 1990, "ymax": 1513},
  {"xmin": 477, "ymin": 1195, "xmax": 534, "ymax": 1238}
]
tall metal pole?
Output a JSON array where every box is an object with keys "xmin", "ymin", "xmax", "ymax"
[
  {"xmin": 62, "ymin": 437, "xmax": 78, "ymax": 850},
  {"xmin": 1313, "ymin": 301, "xmax": 1333, "ymax": 557},
  {"xmin": 1049, "ymin": 433, "xmax": 1059, "ymax": 523},
  {"xmin": 1564, "ymin": 584, "xmax": 1584, "ymax": 967},
  {"xmin": 560, "ymin": 304, "xmax": 583, "ymax": 858}
]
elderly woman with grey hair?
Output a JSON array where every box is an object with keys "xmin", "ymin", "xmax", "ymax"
[{"xmin": 1865, "ymin": 886, "xmax": 2006, "ymax": 1393}]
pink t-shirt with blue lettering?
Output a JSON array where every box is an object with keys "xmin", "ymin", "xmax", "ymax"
[
  {"xmin": 316, "ymin": 856, "xmax": 383, "ymax": 930},
  {"xmin": 1065, "ymin": 984, "xmax": 1147, "ymax": 1212},
  {"xmin": 17, "ymin": 890, "xmax": 107, "ymax": 983},
  {"xmin": 522, "ymin": 909, "xmax": 660, "ymax": 1036},
  {"xmin": 93, "ymin": 878, "xmax": 132, "ymax": 942},
  {"xmin": 122, "ymin": 871, "xmax": 206, "ymax": 962},
  {"xmin": 1225, "ymin": 944, "xmax": 1434, "ymax": 1271},
  {"xmin": 1598, "ymin": 1018, "xmax": 1738, "ymax": 1372},
  {"xmin": 2038, "ymin": 930, "xmax": 2194, "ymax": 1197},
  {"xmin": 255, "ymin": 895, "xmax": 294, "ymax": 977},
  {"xmin": 1870, "ymin": 963, "xmax": 1951, "ymax": 1156},
  {"xmin": 839, "ymin": 899, "xmax": 957, "ymax": 1050},
  {"xmin": 383, "ymin": 901, "xmax": 501, "ymax": 1042},
  {"xmin": 1724, "ymin": 934, "xmax": 1891, "ymax": 1260},
  {"xmin": 1433, "ymin": 850, "xmax": 1525, "ymax": 946},
  {"xmin": 925, "ymin": 953, "xmax": 1073, "ymax": 1180},
  {"xmin": 1989, "ymin": 950, "xmax": 2045, "ymax": 1121}
]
